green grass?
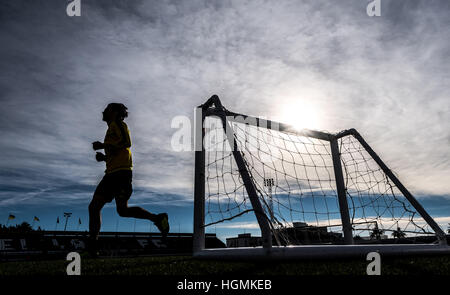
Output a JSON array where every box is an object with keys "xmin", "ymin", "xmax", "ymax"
[{"xmin": 1, "ymin": 255, "xmax": 450, "ymax": 276}]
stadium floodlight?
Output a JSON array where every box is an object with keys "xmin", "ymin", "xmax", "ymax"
[
  {"xmin": 193, "ymin": 95, "xmax": 450, "ymax": 259},
  {"xmin": 264, "ymin": 178, "xmax": 274, "ymax": 224},
  {"xmin": 63, "ymin": 212, "xmax": 72, "ymax": 232}
]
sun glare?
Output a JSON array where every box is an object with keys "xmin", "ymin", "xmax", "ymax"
[{"xmin": 278, "ymin": 99, "xmax": 322, "ymax": 131}]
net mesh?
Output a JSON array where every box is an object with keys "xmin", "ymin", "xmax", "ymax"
[{"xmin": 203, "ymin": 115, "xmax": 435, "ymax": 246}]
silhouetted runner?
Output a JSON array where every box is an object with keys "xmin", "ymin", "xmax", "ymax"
[{"xmin": 88, "ymin": 103, "xmax": 169, "ymax": 256}]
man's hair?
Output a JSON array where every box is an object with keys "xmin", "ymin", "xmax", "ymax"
[{"xmin": 107, "ymin": 103, "xmax": 128, "ymax": 120}]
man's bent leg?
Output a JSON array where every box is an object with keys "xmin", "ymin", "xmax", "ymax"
[
  {"xmin": 115, "ymin": 198, "xmax": 158, "ymax": 222},
  {"xmin": 116, "ymin": 198, "xmax": 169, "ymax": 238}
]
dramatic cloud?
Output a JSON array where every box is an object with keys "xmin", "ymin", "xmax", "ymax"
[{"xmin": 0, "ymin": 0, "xmax": 448, "ymax": 234}]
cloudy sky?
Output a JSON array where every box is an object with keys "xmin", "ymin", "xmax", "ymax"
[{"xmin": 0, "ymin": 0, "xmax": 449, "ymax": 240}]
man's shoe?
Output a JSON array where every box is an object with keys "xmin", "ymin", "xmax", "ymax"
[{"xmin": 154, "ymin": 213, "xmax": 170, "ymax": 239}]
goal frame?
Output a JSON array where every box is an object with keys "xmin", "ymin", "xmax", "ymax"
[{"xmin": 193, "ymin": 95, "xmax": 449, "ymax": 259}]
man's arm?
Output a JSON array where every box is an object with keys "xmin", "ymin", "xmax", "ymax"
[
  {"xmin": 95, "ymin": 152, "xmax": 106, "ymax": 162},
  {"xmin": 92, "ymin": 141, "xmax": 121, "ymax": 150},
  {"xmin": 92, "ymin": 122, "xmax": 131, "ymax": 154},
  {"xmin": 92, "ymin": 141, "xmax": 104, "ymax": 150}
]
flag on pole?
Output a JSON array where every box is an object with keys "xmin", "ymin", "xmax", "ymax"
[
  {"xmin": 8, "ymin": 214, "xmax": 15, "ymax": 220},
  {"xmin": 34, "ymin": 216, "xmax": 40, "ymax": 222},
  {"xmin": 76, "ymin": 217, "xmax": 82, "ymax": 231}
]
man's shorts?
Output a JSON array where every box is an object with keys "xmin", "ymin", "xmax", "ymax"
[{"xmin": 94, "ymin": 170, "xmax": 132, "ymax": 203}]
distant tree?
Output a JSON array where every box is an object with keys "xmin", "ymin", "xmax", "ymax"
[
  {"xmin": 0, "ymin": 222, "xmax": 35, "ymax": 233},
  {"xmin": 16, "ymin": 222, "xmax": 33, "ymax": 232},
  {"xmin": 392, "ymin": 227, "xmax": 406, "ymax": 239},
  {"xmin": 370, "ymin": 228, "xmax": 385, "ymax": 240},
  {"xmin": 0, "ymin": 223, "xmax": 9, "ymax": 233}
]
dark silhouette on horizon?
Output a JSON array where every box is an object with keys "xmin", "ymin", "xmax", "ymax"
[{"xmin": 0, "ymin": 222, "xmax": 35, "ymax": 233}]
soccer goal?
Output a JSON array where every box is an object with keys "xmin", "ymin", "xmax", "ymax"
[{"xmin": 193, "ymin": 95, "xmax": 449, "ymax": 259}]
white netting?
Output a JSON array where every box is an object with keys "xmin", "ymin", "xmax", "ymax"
[{"xmin": 203, "ymin": 115, "xmax": 435, "ymax": 245}]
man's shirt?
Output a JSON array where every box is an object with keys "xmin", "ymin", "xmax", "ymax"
[{"xmin": 103, "ymin": 120, "xmax": 133, "ymax": 174}]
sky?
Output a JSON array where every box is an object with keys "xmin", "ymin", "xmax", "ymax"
[{"xmin": 0, "ymin": 0, "xmax": 449, "ymax": 242}]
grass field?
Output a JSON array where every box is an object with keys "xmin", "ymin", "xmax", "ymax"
[{"xmin": 1, "ymin": 254, "xmax": 450, "ymax": 276}]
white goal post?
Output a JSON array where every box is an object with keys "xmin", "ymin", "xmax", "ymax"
[{"xmin": 193, "ymin": 95, "xmax": 450, "ymax": 259}]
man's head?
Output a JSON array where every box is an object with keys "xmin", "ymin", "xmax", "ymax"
[{"xmin": 102, "ymin": 103, "xmax": 128, "ymax": 123}]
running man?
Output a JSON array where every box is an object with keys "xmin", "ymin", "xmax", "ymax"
[{"xmin": 88, "ymin": 103, "xmax": 169, "ymax": 255}]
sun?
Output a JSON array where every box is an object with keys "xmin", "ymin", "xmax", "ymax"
[{"xmin": 277, "ymin": 99, "xmax": 322, "ymax": 131}]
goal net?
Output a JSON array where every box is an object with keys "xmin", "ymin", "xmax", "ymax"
[{"xmin": 193, "ymin": 95, "xmax": 448, "ymax": 258}]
